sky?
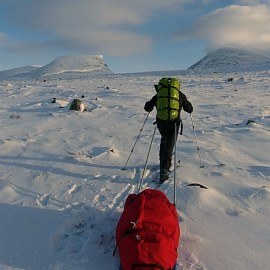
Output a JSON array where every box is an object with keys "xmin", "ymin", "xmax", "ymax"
[{"xmin": 1, "ymin": 0, "xmax": 270, "ymax": 73}]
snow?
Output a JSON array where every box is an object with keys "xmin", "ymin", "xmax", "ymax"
[{"xmin": 0, "ymin": 61, "xmax": 270, "ymax": 270}]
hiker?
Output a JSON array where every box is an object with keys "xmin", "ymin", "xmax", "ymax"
[{"xmin": 144, "ymin": 78, "xmax": 193, "ymax": 182}]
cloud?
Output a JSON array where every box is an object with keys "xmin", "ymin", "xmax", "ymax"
[
  {"xmin": 0, "ymin": 32, "xmax": 9, "ymax": 47},
  {"xmin": 178, "ymin": 4, "xmax": 270, "ymax": 52},
  {"xmin": 1, "ymin": 0, "xmax": 192, "ymax": 56},
  {"xmin": 237, "ymin": 0, "xmax": 270, "ymax": 5}
]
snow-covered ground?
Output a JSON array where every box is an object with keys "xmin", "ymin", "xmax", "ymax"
[{"xmin": 0, "ymin": 68, "xmax": 269, "ymax": 270}]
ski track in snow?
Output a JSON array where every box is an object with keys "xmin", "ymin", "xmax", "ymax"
[{"xmin": 0, "ymin": 70, "xmax": 270, "ymax": 270}]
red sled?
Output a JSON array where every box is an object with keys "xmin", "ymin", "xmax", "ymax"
[{"xmin": 115, "ymin": 189, "xmax": 180, "ymax": 270}]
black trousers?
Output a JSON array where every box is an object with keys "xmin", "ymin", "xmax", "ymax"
[{"xmin": 157, "ymin": 120, "xmax": 180, "ymax": 172}]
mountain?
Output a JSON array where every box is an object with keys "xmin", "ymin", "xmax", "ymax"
[
  {"xmin": 0, "ymin": 55, "xmax": 113, "ymax": 79},
  {"xmin": 188, "ymin": 47, "xmax": 270, "ymax": 70},
  {"xmin": 0, "ymin": 66, "xmax": 41, "ymax": 79},
  {"xmin": 31, "ymin": 55, "xmax": 112, "ymax": 77}
]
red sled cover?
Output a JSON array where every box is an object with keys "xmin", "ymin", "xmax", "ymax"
[{"xmin": 115, "ymin": 189, "xmax": 180, "ymax": 270}]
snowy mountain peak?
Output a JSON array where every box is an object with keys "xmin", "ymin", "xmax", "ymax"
[
  {"xmin": 47, "ymin": 55, "xmax": 104, "ymax": 71},
  {"xmin": 0, "ymin": 55, "xmax": 112, "ymax": 79},
  {"xmin": 188, "ymin": 47, "xmax": 270, "ymax": 70},
  {"xmin": 31, "ymin": 55, "xmax": 112, "ymax": 77}
]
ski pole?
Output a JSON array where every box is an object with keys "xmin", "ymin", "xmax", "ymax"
[
  {"xmin": 190, "ymin": 114, "xmax": 204, "ymax": 168},
  {"xmin": 173, "ymin": 122, "xmax": 177, "ymax": 205},
  {"xmin": 122, "ymin": 112, "xmax": 150, "ymax": 170},
  {"xmin": 137, "ymin": 126, "xmax": 156, "ymax": 194}
]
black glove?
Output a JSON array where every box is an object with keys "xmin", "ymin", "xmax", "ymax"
[
  {"xmin": 184, "ymin": 101, "xmax": 193, "ymax": 114},
  {"xmin": 188, "ymin": 104, "xmax": 193, "ymax": 114},
  {"xmin": 144, "ymin": 101, "xmax": 153, "ymax": 112}
]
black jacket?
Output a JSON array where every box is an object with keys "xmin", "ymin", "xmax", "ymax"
[{"xmin": 144, "ymin": 92, "xmax": 193, "ymax": 116}]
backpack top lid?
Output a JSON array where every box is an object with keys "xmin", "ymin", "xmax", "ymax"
[
  {"xmin": 158, "ymin": 77, "xmax": 180, "ymax": 90},
  {"xmin": 155, "ymin": 78, "xmax": 181, "ymax": 92},
  {"xmin": 156, "ymin": 77, "xmax": 181, "ymax": 122}
]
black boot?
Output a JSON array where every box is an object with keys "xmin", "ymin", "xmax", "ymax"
[{"xmin": 160, "ymin": 169, "xmax": 169, "ymax": 183}]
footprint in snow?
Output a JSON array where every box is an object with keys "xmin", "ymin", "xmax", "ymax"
[
  {"xmin": 179, "ymin": 232, "xmax": 206, "ymax": 270},
  {"xmin": 89, "ymin": 146, "xmax": 117, "ymax": 158},
  {"xmin": 36, "ymin": 193, "xmax": 51, "ymax": 206},
  {"xmin": 68, "ymin": 184, "xmax": 81, "ymax": 195},
  {"xmin": 225, "ymin": 208, "xmax": 242, "ymax": 217}
]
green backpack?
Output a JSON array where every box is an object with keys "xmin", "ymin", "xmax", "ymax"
[{"xmin": 156, "ymin": 77, "xmax": 181, "ymax": 121}]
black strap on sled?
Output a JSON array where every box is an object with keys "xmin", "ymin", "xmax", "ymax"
[
  {"xmin": 113, "ymin": 226, "xmax": 136, "ymax": 257},
  {"xmin": 132, "ymin": 263, "xmax": 165, "ymax": 270}
]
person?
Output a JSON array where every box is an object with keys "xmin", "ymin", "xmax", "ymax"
[{"xmin": 144, "ymin": 81, "xmax": 193, "ymax": 182}]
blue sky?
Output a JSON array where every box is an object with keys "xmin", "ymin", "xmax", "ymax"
[{"xmin": 1, "ymin": 0, "xmax": 270, "ymax": 73}]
